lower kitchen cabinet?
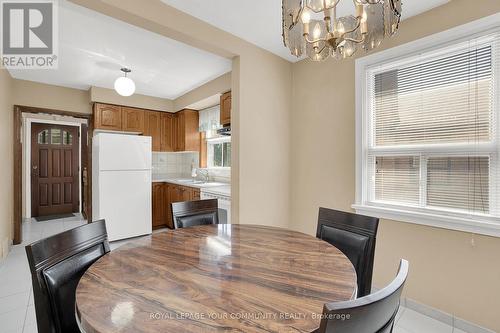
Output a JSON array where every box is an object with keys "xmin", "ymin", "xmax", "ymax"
[
  {"xmin": 156, "ymin": 182, "xmax": 202, "ymax": 229},
  {"xmin": 152, "ymin": 183, "xmax": 166, "ymax": 229}
]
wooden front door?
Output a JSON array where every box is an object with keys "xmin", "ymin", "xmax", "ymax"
[{"xmin": 31, "ymin": 123, "xmax": 80, "ymax": 217}]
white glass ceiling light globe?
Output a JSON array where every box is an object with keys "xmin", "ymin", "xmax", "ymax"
[
  {"xmin": 114, "ymin": 76, "xmax": 135, "ymax": 97},
  {"xmin": 114, "ymin": 68, "xmax": 135, "ymax": 97}
]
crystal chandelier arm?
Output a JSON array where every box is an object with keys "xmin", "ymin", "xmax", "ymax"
[
  {"xmin": 303, "ymin": 34, "xmax": 329, "ymax": 44},
  {"xmin": 344, "ymin": 34, "xmax": 366, "ymax": 44}
]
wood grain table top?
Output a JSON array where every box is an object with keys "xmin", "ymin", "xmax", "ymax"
[{"xmin": 76, "ymin": 224, "xmax": 357, "ymax": 333}]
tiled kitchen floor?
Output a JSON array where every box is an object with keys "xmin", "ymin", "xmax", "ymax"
[{"xmin": 0, "ymin": 215, "xmax": 470, "ymax": 333}]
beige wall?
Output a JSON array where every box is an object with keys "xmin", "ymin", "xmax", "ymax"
[
  {"xmin": 174, "ymin": 72, "xmax": 231, "ymax": 111},
  {"xmin": 90, "ymin": 86, "xmax": 174, "ymax": 112},
  {"xmin": 71, "ymin": 0, "xmax": 293, "ymax": 228},
  {"xmin": 13, "ymin": 79, "xmax": 92, "ymax": 114},
  {"xmin": 0, "ymin": 69, "xmax": 14, "ymax": 259},
  {"xmin": 290, "ymin": 0, "xmax": 500, "ymax": 330}
]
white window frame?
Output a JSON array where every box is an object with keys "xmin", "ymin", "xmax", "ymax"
[
  {"xmin": 354, "ymin": 13, "xmax": 500, "ymax": 237},
  {"xmin": 206, "ymin": 136, "xmax": 231, "ymax": 170}
]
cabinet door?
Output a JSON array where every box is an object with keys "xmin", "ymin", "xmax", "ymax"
[
  {"xmin": 144, "ymin": 111, "xmax": 162, "ymax": 151},
  {"xmin": 164, "ymin": 184, "xmax": 174, "ymax": 229},
  {"xmin": 94, "ymin": 103, "xmax": 122, "ymax": 130},
  {"xmin": 152, "ymin": 183, "xmax": 165, "ymax": 228},
  {"xmin": 220, "ymin": 91, "xmax": 231, "ymax": 126},
  {"xmin": 168, "ymin": 184, "xmax": 180, "ymax": 203},
  {"xmin": 160, "ymin": 113, "xmax": 175, "ymax": 152},
  {"xmin": 191, "ymin": 189, "xmax": 200, "ymax": 201},
  {"xmin": 183, "ymin": 110, "xmax": 200, "ymax": 152},
  {"xmin": 180, "ymin": 186, "xmax": 192, "ymax": 201},
  {"xmin": 174, "ymin": 110, "xmax": 200, "ymax": 152},
  {"xmin": 175, "ymin": 112, "xmax": 185, "ymax": 151},
  {"xmin": 122, "ymin": 107, "xmax": 145, "ymax": 133}
]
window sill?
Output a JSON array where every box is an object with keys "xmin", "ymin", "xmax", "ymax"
[{"xmin": 352, "ymin": 204, "xmax": 500, "ymax": 238}]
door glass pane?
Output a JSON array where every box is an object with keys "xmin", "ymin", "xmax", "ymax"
[
  {"xmin": 51, "ymin": 129, "xmax": 61, "ymax": 145},
  {"xmin": 37, "ymin": 130, "xmax": 49, "ymax": 144},
  {"xmin": 62, "ymin": 131, "xmax": 73, "ymax": 145},
  {"xmin": 223, "ymin": 142, "xmax": 231, "ymax": 167},
  {"xmin": 213, "ymin": 143, "xmax": 223, "ymax": 167}
]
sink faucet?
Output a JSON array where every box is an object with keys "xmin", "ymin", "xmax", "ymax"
[{"xmin": 197, "ymin": 169, "xmax": 210, "ymax": 183}]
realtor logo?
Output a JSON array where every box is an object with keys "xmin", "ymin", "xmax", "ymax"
[{"xmin": 1, "ymin": 0, "xmax": 58, "ymax": 69}]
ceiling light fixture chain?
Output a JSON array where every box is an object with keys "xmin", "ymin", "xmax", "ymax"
[{"xmin": 282, "ymin": 0, "xmax": 402, "ymax": 61}]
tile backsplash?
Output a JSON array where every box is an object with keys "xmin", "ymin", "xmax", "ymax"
[{"xmin": 152, "ymin": 152, "xmax": 199, "ymax": 175}]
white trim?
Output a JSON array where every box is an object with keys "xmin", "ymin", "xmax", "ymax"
[
  {"xmin": 355, "ymin": 13, "xmax": 500, "ymax": 238},
  {"xmin": 352, "ymin": 204, "xmax": 500, "ymax": 237},
  {"xmin": 23, "ymin": 117, "xmax": 86, "ymax": 218}
]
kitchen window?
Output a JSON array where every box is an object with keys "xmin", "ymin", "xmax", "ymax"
[
  {"xmin": 354, "ymin": 20, "xmax": 500, "ymax": 236},
  {"xmin": 207, "ymin": 137, "xmax": 231, "ymax": 168}
]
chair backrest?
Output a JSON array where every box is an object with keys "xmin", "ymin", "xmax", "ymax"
[
  {"xmin": 171, "ymin": 199, "xmax": 219, "ymax": 229},
  {"xmin": 25, "ymin": 220, "xmax": 110, "ymax": 333},
  {"xmin": 317, "ymin": 207, "xmax": 379, "ymax": 297},
  {"xmin": 318, "ymin": 259, "xmax": 409, "ymax": 333}
]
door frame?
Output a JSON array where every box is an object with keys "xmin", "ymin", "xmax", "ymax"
[
  {"xmin": 27, "ymin": 120, "xmax": 82, "ymax": 218},
  {"xmin": 14, "ymin": 105, "xmax": 93, "ymax": 245}
]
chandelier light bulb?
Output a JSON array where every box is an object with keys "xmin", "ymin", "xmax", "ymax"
[
  {"xmin": 301, "ymin": 9, "xmax": 311, "ymax": 24},
  {"xmin": 114, "ymin": 68, "xmax": 136, "ymax": 97},
  {"xmin": 313, "ymin": 24, "xmax": 321, "ymax": 39}
]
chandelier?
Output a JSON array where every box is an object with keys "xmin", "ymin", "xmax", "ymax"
[{"xmin": 282, "ymin": 0, "xmax": 402, "ymax": 61}]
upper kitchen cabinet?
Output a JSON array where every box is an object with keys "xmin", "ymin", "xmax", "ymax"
[
  {"xmin": 94, "ymin": 103, "xmax": 122, "ymax": 131},
  {"xmin": 122, "ymin": 107, "xmax": 145, "ymax": 133},
  {"xmin": 144, "ymin": 111, "xmax": 162, "ymax": 151},
  {"xmin": 160, "ymin": 112, "xmax": 175, "ymax": 152},
  {"xmin": 175, "ymin": 109, "xmax": 200, "ymax": 152},
  {"xmin": 220, "ymin": 91, "xmax": 231, "ymax": 126}
]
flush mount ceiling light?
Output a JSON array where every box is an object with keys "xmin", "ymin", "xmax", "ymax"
[
  {"xmin": 282, "ymin": 0, "xmax": 402, "ymax": 61},
  {"xmin": 114, "ymin": 68, "xmax": 136, "ymax": 97}
]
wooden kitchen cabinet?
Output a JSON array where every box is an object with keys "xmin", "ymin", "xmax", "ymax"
[
  {"xmin": 220, "ymin": 91, "xmax": 231, "ymax": 126},
  {"xmin": 122, "ymin": 107, "xmax": 145, "ymax": 133},
  {"xmin": 94, "ymin": 103, "xmax": 122, "ymax": 131},
  {"xmin": 152, "ymin": 183, "xmax": 166, "ymax": 229},
  {"xmin": 175, "ymin": 109, "xmax": 200, "ymax": 152},
  {"xmin": 144, "ymin": 111, "xmax": 162, "ymax": 151},
  {"xmin": 162, "ymin": 182, "xmax": 201, "ymax": 229},
  {"xmin": 160, "ymin": 113, "xmax": 175, "ymax": 152}
]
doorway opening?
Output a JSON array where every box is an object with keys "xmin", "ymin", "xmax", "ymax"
[{"xmin": 14, "ymin": 106, "xmax": 92, "ymax": 245}]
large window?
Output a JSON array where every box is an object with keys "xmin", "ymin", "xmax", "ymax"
[{"xmin": 355, "ymin": 24, "xmax": 500, "ymax": 236}]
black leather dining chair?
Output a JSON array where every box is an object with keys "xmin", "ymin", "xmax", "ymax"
[
  {"xmin": 317, "ymin": 259, "xmax": 409, "ymax": 333},
  {"xmin": 171, "ymin": 199, "xmax": 219, "ymax": 229},
  {"xmin": 317, "ymin": 207, "xmax": 379, "ymax": 297},
  {"xmin": 25, "ymin": 220, "xmax": 110, "ymax": 333}
]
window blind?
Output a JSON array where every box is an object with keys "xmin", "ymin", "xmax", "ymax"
[
  {"xmin": 373, "ymin": 45, "xmax": 493, "ymax": 146},
  {"xmin": 366, "ymin": 32, "xmax": 500, "ymax": 219}
]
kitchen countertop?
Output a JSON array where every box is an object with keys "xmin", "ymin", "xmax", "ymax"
[{"xmin": 152, "ymin": 174, "xmax": 231, "ymax": 197}]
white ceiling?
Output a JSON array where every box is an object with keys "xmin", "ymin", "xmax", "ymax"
[
  {"xmin": 161, "ymin": 0, "xmax": 451, "ymax": 62},
  {"xmin": 8, "ymin": 0, "xmax": 232, "ymax": 100}
]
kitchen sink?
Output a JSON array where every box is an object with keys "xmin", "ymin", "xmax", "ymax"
[{"xmin": 175, "ymin": 179, "xmax": 227, "ymax": 187}]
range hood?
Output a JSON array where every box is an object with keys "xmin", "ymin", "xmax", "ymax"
[{"xmin": 217, "ymin": 126, "xmax": 231, "ymax": 136}]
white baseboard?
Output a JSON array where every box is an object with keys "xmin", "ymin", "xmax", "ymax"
[{"xmin": 371, "ymin": 286, "xmax": 494, "ymax": 333}]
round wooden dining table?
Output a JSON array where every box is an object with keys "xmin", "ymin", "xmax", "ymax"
[{"xmin": 76, "ymin": 224, "xmax": 357, "ymax": 333}]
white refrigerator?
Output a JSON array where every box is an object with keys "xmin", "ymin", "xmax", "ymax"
[{"xmin": 92, "ymin": 133, "xmax": 152, "ymax": 241}]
